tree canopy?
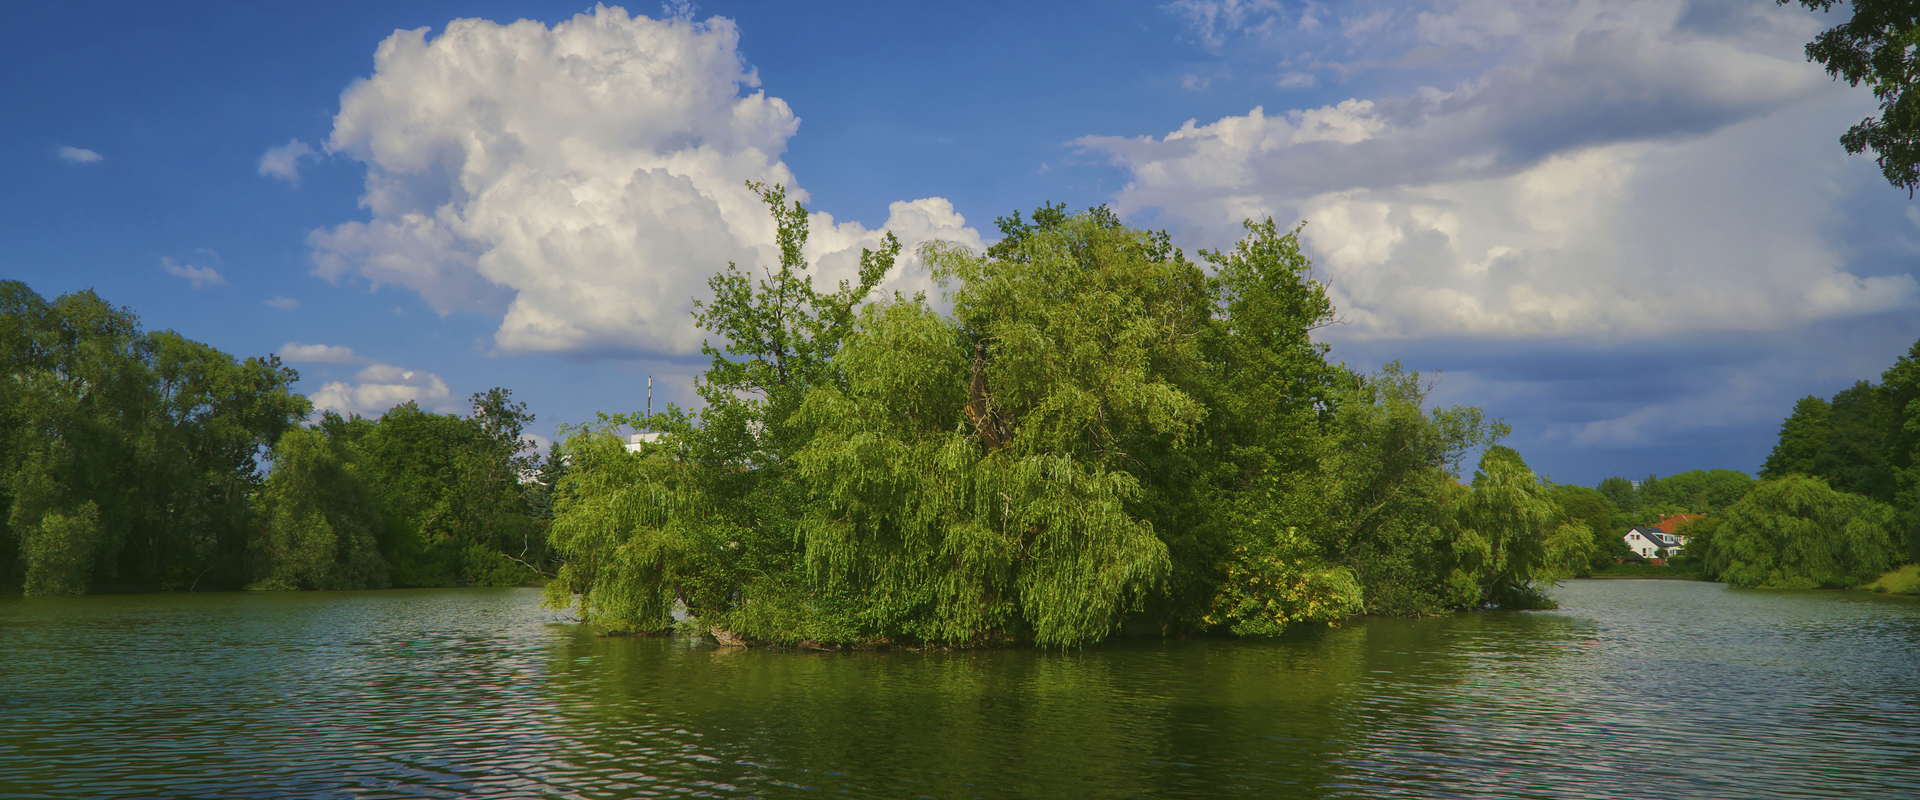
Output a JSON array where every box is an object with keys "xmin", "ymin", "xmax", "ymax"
[
  {"xmin": 0, "ymin": 280, "xmax": 557, "ymax": 594},
  {"xmin": 543, "ymin": 191, "xmax": 1592, "ymax": 646},
  {"xmin": 1711, "ymin": 334, "xmax": 1920, "ymax": 585},
  {"xmin": 1710, "ymin": 475, "xmax": 1899, "ymax": 589}
]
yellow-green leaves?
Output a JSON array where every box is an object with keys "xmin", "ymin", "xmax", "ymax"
[
  {"xmin": 546, "ymin": 204, "xmax": 1537, "ymax": 646},
  {"xmin": 1715, "ymin": 475, "xmax": 1900, "ymax": 589},
  {"xmin": 545, "ymin": 425, "xmax": 694, "ymax": 633}
]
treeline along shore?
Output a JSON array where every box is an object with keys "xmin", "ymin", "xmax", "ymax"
[
  {"xmin": 5, "ymin": 187, "xmax": 1917, "ymax": 645},
  {"xmin": 0, "ymin": 279, "xmax": 563, "ymax": 594}
]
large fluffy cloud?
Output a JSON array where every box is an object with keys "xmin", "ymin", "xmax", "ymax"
[
  {"xmin": 1078, "ymin": 0, "xmax": 1914, "ymax": 341},
  {"xmin": 309, "ymin": 5, "xmax": 981, "ymax": 358}
]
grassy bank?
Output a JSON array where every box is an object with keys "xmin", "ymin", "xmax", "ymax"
[{"xmin": 1862, "ymin": 564, "xmax": 1920, "ymax": 595}]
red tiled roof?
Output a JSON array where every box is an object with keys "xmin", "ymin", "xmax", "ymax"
[{"xmin": 1655, "ymin": 513, "xmax": 1704, "ymax": 533}]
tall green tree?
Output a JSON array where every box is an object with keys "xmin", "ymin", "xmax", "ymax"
[
  {"xmin": 350, "ymin": 391, "xmax": 546, "ymax": 587},
  {"xmin": 1763, "ymin": 396, "xmax": 1834, "ymax": 478},
  {"xmin": 786, "ymin": 210, "xmax": 1205, "ymax": 645},
  {"xmin": 1812, "ymin": 381, "xmax": 1895, "ymax": 502},
  {"xmin": 547, "ymin": 182, "xmax": 900, "ymax": 637},
  {"xmin": 1447, "ymin": 450, "xmax": 1593, "ymax": 609},
  {"xmin": 1876, "ymin": 338, "xmax": 1920, "ymax": 559},
  {"xmin": 2, "ymin": 281, "xmax": 312, "ymax": 592}
]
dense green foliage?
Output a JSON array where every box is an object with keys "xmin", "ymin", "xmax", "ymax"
[
  {"xmin": 545, "ymin": 191, "xmax": 1597, "ymax": 646},
  {"xmin": 1706, "ymin": 476, "xmax": 1899, "ymax": 589},
  {"xmin": 252, "ymin": 428, "xmax": 388, "ymax": 590},
  {"xmin": 1762, "ymin": 395, "xmax": 1833, "ymax": 478},
  {"xmin": 322, "ymin": 390, "xmax": 550, "ymax": 587},
  {"xmin": 1783, "ymin": 0, "xmax": 1920, "ymax": 193},
  {"xmin": 1548, "ymin": 484, "xmax": 1622, "ymax": 571},
  {"xmin": 0, "ymin": 280, "xmax": 554, "ymax": 594},
  {"xmin": 2, "ymin": 281, "xmax": 308, "ymax": 592},
  {"xmin": 1753, "ymin": 339, "xmax": 1920, "ymax": 559},
  {"xmin": 1701, "ymin": 336, "xmax": 1920, "ymax": 587},
  {"xmin": 1594, "ymin": 469, "xmax": 1757, "ymax": 517}
]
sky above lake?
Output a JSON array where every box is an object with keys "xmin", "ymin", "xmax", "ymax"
[{"xmin": 5, "ymin": 0, "xmax": 1914, "ymax": 486}]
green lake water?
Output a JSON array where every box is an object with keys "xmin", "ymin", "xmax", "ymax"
[{"xmin": 2, "ymin": 579, "xmax": 1917, "ymax": 799}]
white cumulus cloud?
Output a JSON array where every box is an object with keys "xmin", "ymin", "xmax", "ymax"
[
  {"xmin": 57, "ymin": 146, "xmax": 103, "ymax": 164},
  {"xmin": 1083, "ymin": 0, "xmax": 1908, "ymax": 341},
  {"xmin": 307, "ymin": 5, "xmax": 982, "ymax": 359},
  {"xmin": 161, "ymin": 252, "xmax": 227, "ymax": 290},
  {"xmin": 308, "ymin": 362, "xmax": 456, "ymax": 418},
  {"xmin": 258, "ymin": 138, "xmax": 318, "ymax": 185}
]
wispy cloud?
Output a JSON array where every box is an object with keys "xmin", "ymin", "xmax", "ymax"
[
  {"xmin": 278, "ymin": 342, "xmax": 366, "ymax": 364},
  {"xmin": 160, "ymin": 252, "xmax": 226, "ymax": 290},
  {"xmin": 57, "ymin": 146, "xmax": 103, "ymax": 164},
  {"xmin": 1164, "ymin": 0, "xmax": 1284, "ymax": 49},
  {"xmin": 264, "ymin": 296, "xmax": 300, "ymax": 310},
  {"xmin": 258, "ymin": 138, "xmax": 317, "ymax": 185}
]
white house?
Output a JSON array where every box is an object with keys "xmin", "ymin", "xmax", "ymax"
[
  {"xmin": 1623, "ymin": 526, "xmax": 1683, "ymax": 560},
  {"xmin": 624, "ymin": 432, "xmax": 667, "ymax": 453}
]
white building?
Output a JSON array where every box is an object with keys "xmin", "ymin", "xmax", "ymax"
[
  {"xmin": 624, "ymin": 432, "xmax": 667, "ymax": 453},
  {"xmin": 1624, "ymin": 526, "xmax": 1684, "ymax": 560}
]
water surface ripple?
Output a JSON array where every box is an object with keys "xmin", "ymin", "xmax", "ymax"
[{"xmin": 2, "ymin": 580, "xmax": 1917, "ymax": 798}]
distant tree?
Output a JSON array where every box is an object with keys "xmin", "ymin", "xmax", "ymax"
[
  {"xmin": 1550, "ymin": 484, "xmax": 1619, "ymax": 573},
  {"xmin": 1597, "ymin": 476, "xmax": 1639, "ymax": 511},
  {"xmin": 252, "ymin": 428, "xmax": 388, "ymax": 590},
  {"xmin": 1781, "ymin": 0, "xmax": 1920, "ymax": 194},
  {"xmin": 353, "ymin": 392, "xmax": 545, "ymax": 587},
  {"xmin": 1701, "ymin": 469, "xmax": 1758, "ymax": 509},
  {"xmin": 524, "ymin": 440, "xmax": 568, "ymax": 524},
  {"xmin": 1633, "ymin": 468, "xmax": 1757, "ymax": 513}
]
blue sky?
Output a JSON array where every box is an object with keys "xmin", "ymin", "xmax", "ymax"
[{"xmin": 5, "ymin": 0, "xmax": 1915, "ymax": 486}]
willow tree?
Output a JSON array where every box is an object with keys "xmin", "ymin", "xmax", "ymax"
[
  {"xmin": 548, "ymin": 197, "xmax": 1537, "ymax": 645},
  {"xmin": 1714, "ymin": 475, "xmax": 1899, "ymax": 589},
  {"xmin": 546, "ymin": 181, "xmax": 900, "ymax": 638},
  {"xmin": 1448, "ymin": 448, "xmax": 1593, "ymax": 608},
  {"xmin": 791, "ymin": 211, "xmax": 1204, "ymax": 645}
]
